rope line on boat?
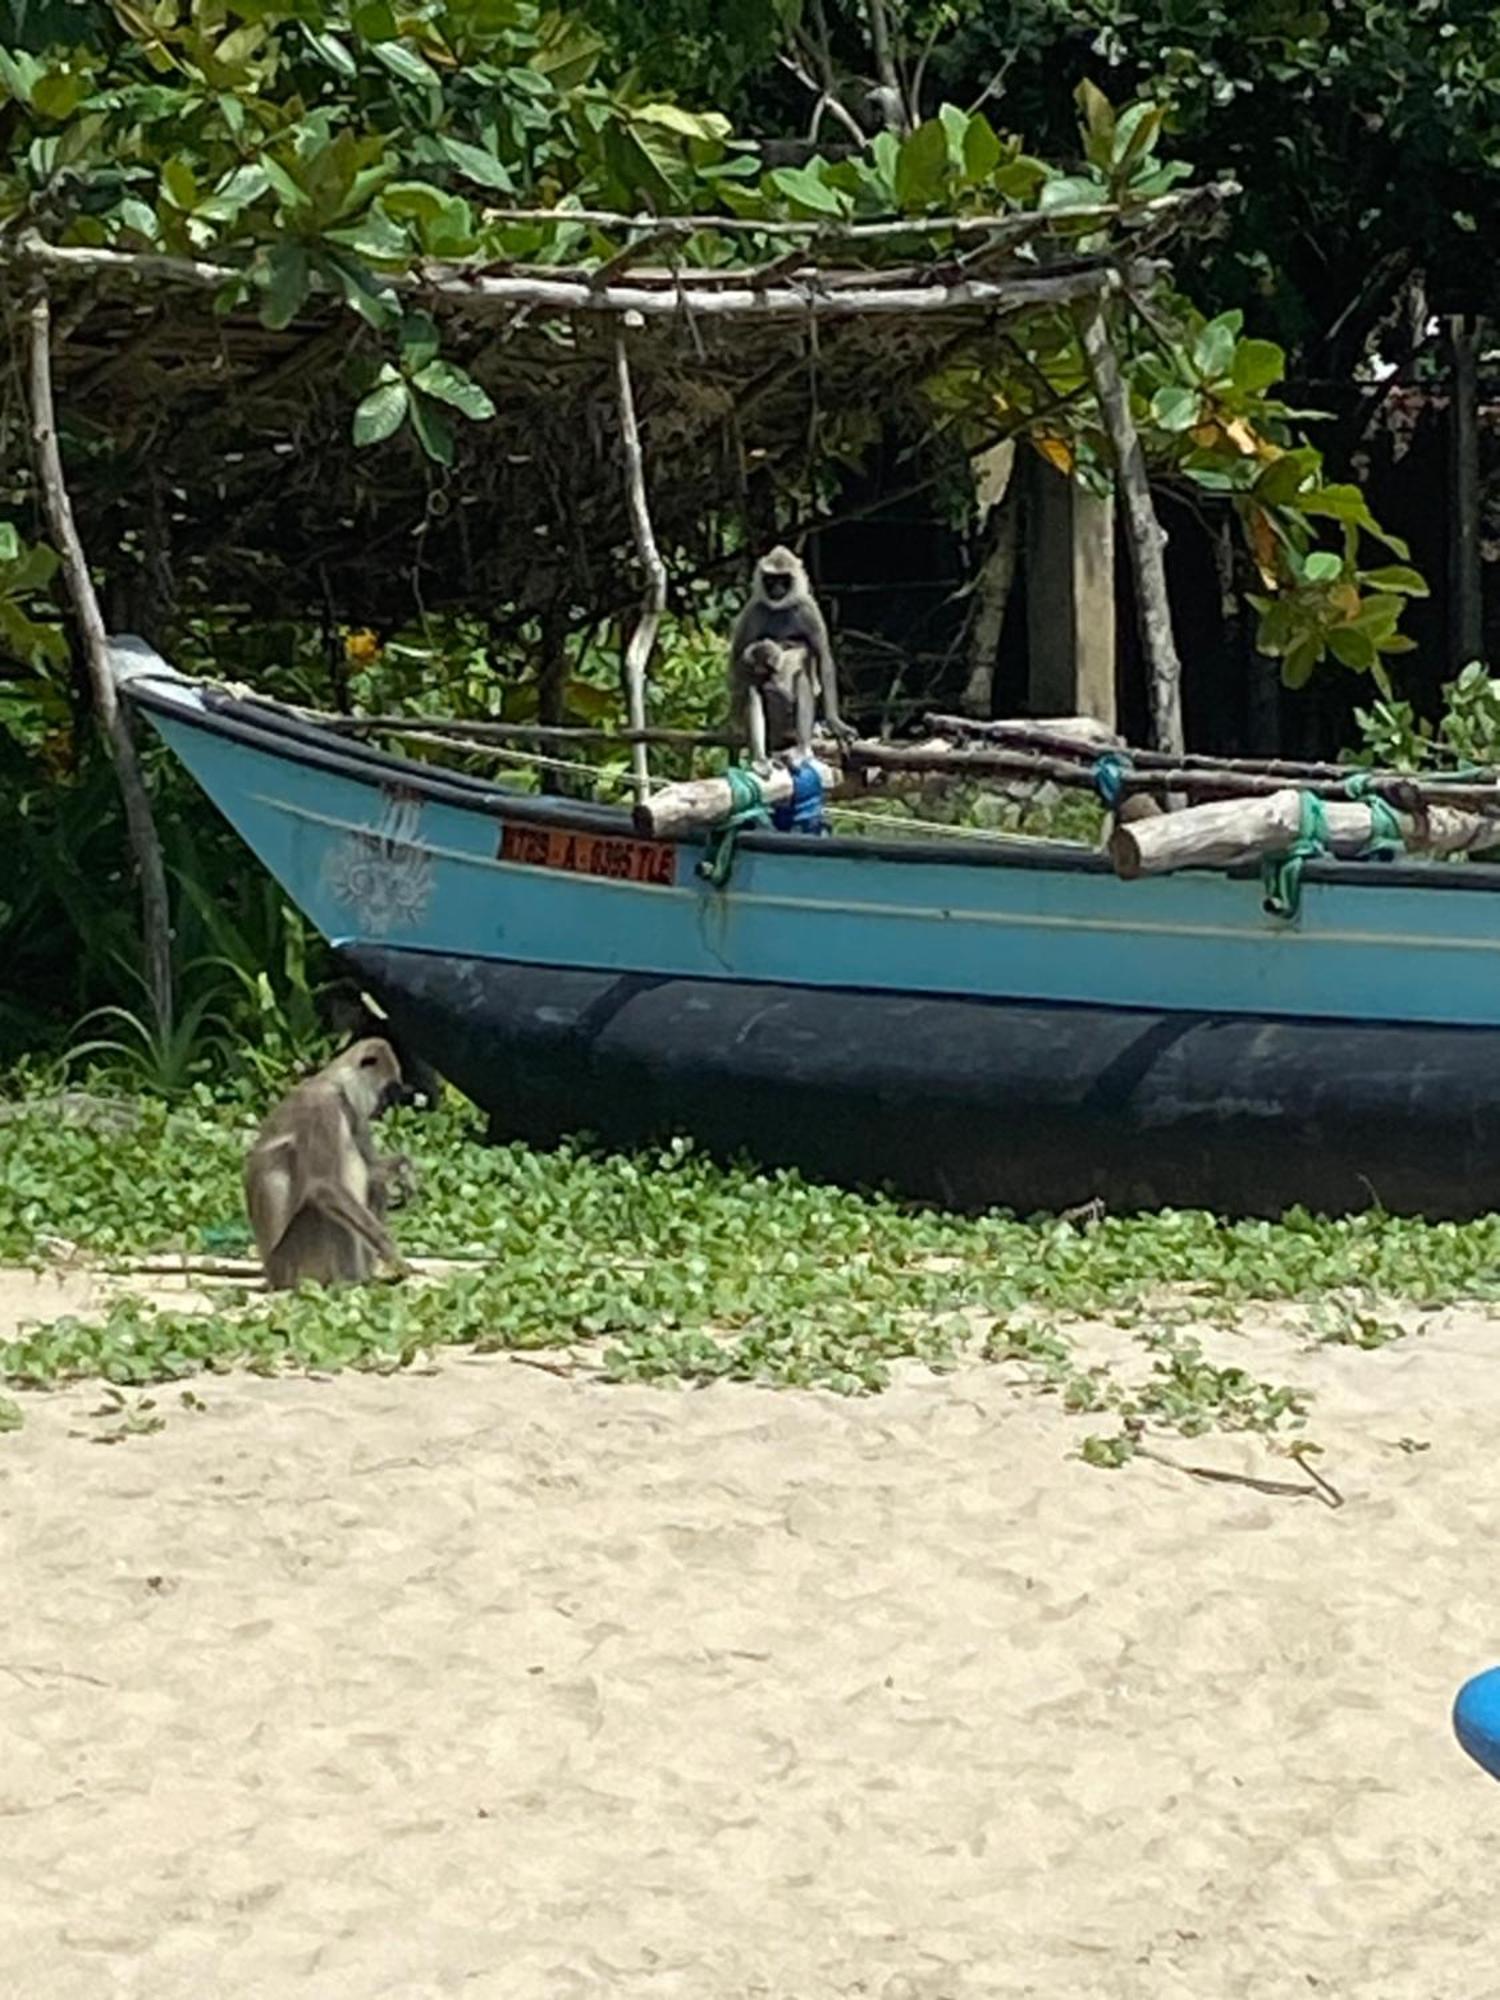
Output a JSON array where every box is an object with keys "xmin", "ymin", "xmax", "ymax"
[
  {"xmin": 697, "ymin": 767, "xmax": 771, "ymax": 888},
  {"xmin": 1262, "ymin": 778, "xmax": 1406, "ymax": 921},
  {"xmin": 419, "ymin": 735, "xmax": 642, "ymax": 791}
]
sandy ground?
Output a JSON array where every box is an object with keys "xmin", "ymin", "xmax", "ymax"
[{"xmin": 1, "ymin": 1265, "xmax": 1499, "ymax": 1999}]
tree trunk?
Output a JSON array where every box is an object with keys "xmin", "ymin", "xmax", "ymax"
[
  {"xmin": 532, "ymin": 597, "xmax": 567, "ymax": 796},
  {"xmin": 26, "ymin": 287, "xmax": 174, "ymax": 1036},
  {"xmin": 960, "ymin": 476, "xmax": 1021, "ymax": 718},
  {"xmin": 1074, "ymin": 294, "xmax": 1186, "ymax": 755},
  {"xmin": 863, "ymin": 0, "xmax": 908, "ymax": 132},
  {"xmin": 613, "ymin": 331, "xmax": 665, "ymax": 804},
  {"xmin": 1448, "ymin": 313, "xmax": 1484, "ymax": 671}
]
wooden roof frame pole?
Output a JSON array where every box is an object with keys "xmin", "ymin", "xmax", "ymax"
[
  {"xmin": 1075, "ymin": 287, "xmax": 1185, "ymax": 756},
  {"xmin": 26, "ymin": 284, "xmax": 174, "ymax": 1036},
  {"xmin": 613, "ymin": 321, "xmax": 666, "ymax": 804}
]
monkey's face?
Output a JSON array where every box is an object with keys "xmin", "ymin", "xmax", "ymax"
[
  {"xmin": 757, "ymin": 545, "xmax": 802, "ymax": 604},
  {"xmin": 743, "ymin": 639, "xmax": 783, "ymax": 686},
  {"xmin": 343, "ymin": 1037, "xmax": 406, "ymax": 1118}
]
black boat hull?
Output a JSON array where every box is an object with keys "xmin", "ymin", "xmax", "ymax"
[{"xmin": 346, "ymin": 945, "xmax": 1500, "ymax": 1220}]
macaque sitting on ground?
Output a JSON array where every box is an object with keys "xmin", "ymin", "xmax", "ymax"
[{"xmin": 244, "ymin": 1038, "xmax": 414, "ymax": 1290}]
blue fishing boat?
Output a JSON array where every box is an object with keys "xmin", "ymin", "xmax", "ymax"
[{"xmin": 114, "ymin": 637, "xmax": 1500, "ymax": 1221}]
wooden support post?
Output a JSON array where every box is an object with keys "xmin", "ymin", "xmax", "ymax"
[
  {"xmin": 613, "ymin": 326, "xmax": 666, "ymax": 804},
  {"xmin": 1075, "ymin": 293, "xmax": 1185, "ymax": 755},
  {"xmin": 26, "ymin": 286, "xmax": 174, "ymax": 1036},
  {"xmin": 1448, "ymin": 314, "xmax": 1484, "ymax": 672},
  {"xmin": 960, "ymin": 440, "xmax": 1020, "ymax": 718},
  {"xmin": 1024, "ymin": 452, "xmax": 1116, "ymax": 729}
]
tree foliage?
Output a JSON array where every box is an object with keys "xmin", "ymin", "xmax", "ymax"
[{"xmin": 0, "ymin": 3, "xmax": 1420, "ymax": 693}]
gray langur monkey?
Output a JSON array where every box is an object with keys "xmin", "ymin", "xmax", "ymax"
[
  {"xmin": 244, "ymin": 1037, "xmax": 414, "ymax": 1291},
  {"xmin": 319, "ymin": 976, "xmax": 443, "ymax": 1114},
  {"xmin": 729, "ymin": 545, "xmax": 853, "ymax": 764}
]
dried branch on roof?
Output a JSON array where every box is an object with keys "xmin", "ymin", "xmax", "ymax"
[{"xmin": 0, "ymin": 184, "xmax": 1228, "ymax": 634}]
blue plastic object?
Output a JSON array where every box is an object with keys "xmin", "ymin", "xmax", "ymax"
[
  {"xmin": 771, "ymin": 758, "xmax": 828, "ymax": 836},
  {"xmin": 1454, "ymin": 1668, "xmax": 1500, "ymax": 1778}
]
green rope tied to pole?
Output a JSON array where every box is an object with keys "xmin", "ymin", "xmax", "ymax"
[
  {"xmin": 697, "ymin": 764, "xmax": 771, "ymax": 888},
  {"xmin": 1263, "ymin": 777, "xmax": 1406, "ymax": 920},
  {"xmin": 1262, "ymin": 790, "xmax": 1330, "ymax": 920},
  {"xmin": 1341, "ymin": 771, "xmax": 1405, "ymax": 857}
]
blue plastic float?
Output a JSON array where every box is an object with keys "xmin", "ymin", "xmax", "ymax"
[{"xmin": 1454, "ymin": 1669, "xmax": 1500, "ymax": 1778}]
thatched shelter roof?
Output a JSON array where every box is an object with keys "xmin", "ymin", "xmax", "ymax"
[{"xmin": 4, "ymin": 185, "xmax": 1230, "ymax": 635}]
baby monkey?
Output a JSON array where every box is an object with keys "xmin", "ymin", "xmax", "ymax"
[
  {"xmin": 244, "ymin": 1037, "xmax": 414, "ymax": 1291},
  {"xmin": 729, "ymin": 545, "xmax": 852, "ymax": 766},
  {"xmin": 737, "ymin": 635, "xmax": 815, "ymax": 767}
]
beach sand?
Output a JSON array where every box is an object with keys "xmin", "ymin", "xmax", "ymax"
[{"xmin": 0, "ymin": 1263, "xmax": 1496, "ymax": 1998}]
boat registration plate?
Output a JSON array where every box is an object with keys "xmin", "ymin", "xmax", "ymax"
[{"xmin": 498, "ymin": 821, "xmax": 676, "ymax": 886}]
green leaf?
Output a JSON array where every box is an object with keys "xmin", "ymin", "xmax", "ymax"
[
  {"xmin": 31, "ymin": 70, "xmax": 87, "ymax": 121},
  {"xmin": 1359, "ymin": 564, "xmax": 1429, "ymax": 598},
  {"xmin": 214, "ymin": 23, "xmax": 265, "ymax": 69},
  {"xmin": 1150, "ymin": 385, "xmax": 1200, "ymax": 432},
  {"xmin": 261, "ymin": 154, "xmax": 311, "ymax": 216},
  {"xmin": 196, "ymin": 163, "xmax": 269, "ymax": 225},
  {"xmin": 1281, "ymin": 634, "xmax": 1322, "ymax": 689},
  {"xmin": 1252, "ymin": 453, "xmax": 1317, "ymax": 505},
  {"xmin": 352, "ymin": 0, "xmax": 397, "ymax": 35},
  {"xmin": 352, "ymin": 379, "xmax": 409, "ymax": 447},
  {"xmin": 115, "ymin": 196, "xmax": 160, "ymax": 241},
  {"xmin": 635, "ymin": 102, "xmax": 731, "ymax": 142},
  {"xmin": 161, "ymin": 156, "xmax": 198, "ymax": 213},
  {"xmin": 939, "ymin": 102, "xmax": 970, "ymax": 172},
  {"xmin": 894, "ymin": 119, "xmax": 949, "ymax": 210},
  {"xmin": 994, "ymin": 154, "xmax": 1048, "ymax": 202},
  {"xmin": 0, "ymin": 48, "xmax": 40, "ymax": 105},
  {"xmin": 371, "ymin": 40, "xmax": 441, "ymax": 90},
  {"xmin": 1352, "ymin": 592, "xmax": 1408, "ymax": 640},
  {"xmin": 259, "ymin": 243, "xmax": 310, "ymax": 331},
  {"xmin": 1037, "ymin": 173, "xmax": 1107, "ymax": 212},
  {"xmin": 323, "ymin": 252, "xmax": 398, "ymax": 330},
  {"xmin": 411, "ymin": 360, "xmax": 496, "ymax": 422},
  {"xmin": 0, "ymin": 523, "xmax": 20, "ymax": 563},
  {"xmin": 963, "ymin": 113, "xmax": 1002, "ymax": 183},
  {"xmin": 1296, "ymin": 489, "xmax": 1408, "ymax": 558},
  {"xmin": 0, "ymin": 598, "xmax": 66, "ymax": 668},
  {"xmin": 1075, "ymin": 78, "xmax": 1115, "ymax": 168},
  {"xmin": 1328, "ymin": 625, "xmax": 1377, "ymax": 672},
  {"xmin": 6, "ymin": 542, "xmax": 58, "ymax": 592},
  {"xmin": 438, "ymin": 136, "xmax": 515, "ymax": 192},
  {"xmin": 330, "ymin": 206, "xmax": 410, "ymax": 262},
  {"xmin": 532, "ymin": 12, "xmax": 605, "ymax": 88},
  {"xmin": 409, "ymin": 390, "xmax": 456, "ymax": 467},
  {"xmin": 1113, "ymin": 101, "xmax": 1164, "ymax": 170},
  {"xmin": 1296, "ymin": 483, "xmax": 1373, "ymax": 525},
  {"xmin": 767, "ymin": 164, "xmax": 846, "ymax": 217},
  {"xmin": 303, "ymin": 27, "xmax": 357, "ymax": 77},
  {"xmin": 1231, "ymin": 338, "xmax": 1285, "ymax": 394},
  {"xmin": 380, "ymin": 180, "xmax": 451, "ymax": 224},
  {"xmin": 1303, "ymin": 551, "xmax": 1343, "ymax": 584},
  {"xmin": 399, "ymin": 311, "xmax": 441, "ymax": 371},
  {"xmin": 1192, "ymin": 312, "xmax": 1241, "ymax": 383}
]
